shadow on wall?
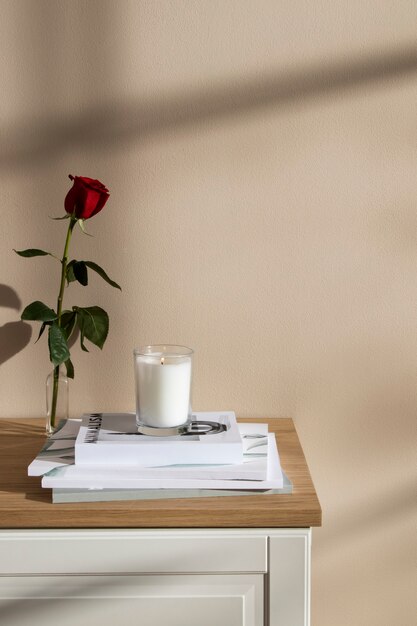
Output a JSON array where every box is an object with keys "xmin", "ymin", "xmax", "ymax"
[
  {"xmin": 1, "ymin": 44, "xmax": 417, "ymax": 171},
  {"xmin": 315, "ymin": 478, "xmax": 417, "ymax": 558},
  {"xmin": 0, "ymin": 284, "xmax": 32, "ymax": 366}
]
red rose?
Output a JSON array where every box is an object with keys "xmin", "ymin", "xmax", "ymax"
[{"xmin": 64, "ymin": 175, "xmax": 110, "ymax": 219}]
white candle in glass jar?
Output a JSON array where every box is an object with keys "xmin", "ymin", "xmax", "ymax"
[{"xmin": 134, "ymin": 347, "xmax": 193, "ymax": 428}]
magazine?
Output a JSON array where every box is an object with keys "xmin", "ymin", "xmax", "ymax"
[
  {"xmin": 74, "ymin": 412, "xmax": 244, "ymax": 466},
  {"xmin": 52, "ymin": 472, "xmax": 292, "ymax": 503},
  {"xmin": 29, "ymin": 419, "xmax": 269, "ymax": 480},
  {"xmin": 42, "ymin": 434, "xmax": 283, "ymax": 490}
]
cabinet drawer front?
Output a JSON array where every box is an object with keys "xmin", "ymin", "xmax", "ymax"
[
  {"xmin": 0, "ymin": 574, "xmax": 263, "ymax": 626},
  {"xmin": 0, "ymin": 531, "xmax": 267, "ymax": 574}
]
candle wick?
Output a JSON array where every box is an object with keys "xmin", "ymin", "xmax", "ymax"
[{"xmin": 161, "ymin": 357, "xmax": 164, "ymax": 365}]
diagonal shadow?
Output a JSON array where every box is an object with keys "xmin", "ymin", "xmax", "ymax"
[
  {"xmin": 2, "ymin": 45, "xmax": 417, "ymax": 171},
  {"xmin": 315, "ymin": 478, "xmax": 417, "ymax": 556}
]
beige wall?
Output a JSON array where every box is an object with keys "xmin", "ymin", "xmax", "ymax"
[{"xmin": 1, "ymin": 1, "xmax": 416, "ymax": 623}]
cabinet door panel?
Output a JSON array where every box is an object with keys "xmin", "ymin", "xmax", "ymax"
[
  {"xmin": 0, "ymin": 574, "xmax": 263, "ymax": 626},
  {"xmin": 0, "ymin": 531, "xmax": 267, "ymax": 574},
  {"xmin": 269, "ymin": 533, "xmax": 311, "ymax": 626}
]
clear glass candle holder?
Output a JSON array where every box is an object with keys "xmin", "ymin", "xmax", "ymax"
[{"xmin": 134, "ymin": 345, "xmax": 193, "ymax": 436}]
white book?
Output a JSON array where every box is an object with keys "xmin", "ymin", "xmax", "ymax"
[
  {"xmin": 74, "ymin": 412, "xmax": 243, "ymax": 466},
  {"xmin": 51, "ymin": 473, "xmax": 293, "ymax": 504},
  {"xmin": 42, "ymin": 434, "xmax": 283, "ymax": 490},
  {"xmin": 28, "ymin": 419, "xmax": 269, "ymax": 480}
]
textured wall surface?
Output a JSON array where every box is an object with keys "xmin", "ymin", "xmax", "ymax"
[{"xmin": 1, "ymin": 2, "xmax": 416, "ymax": 624}]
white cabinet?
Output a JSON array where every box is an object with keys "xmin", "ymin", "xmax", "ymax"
[{"xmin": 0, "ymin": 528, "xmax": 311, "ymax": 626}]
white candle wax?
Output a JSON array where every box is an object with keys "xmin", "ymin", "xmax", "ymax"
[{"xmin": 135, "ymin": 355, "xmax": 192, "ymax": 427}]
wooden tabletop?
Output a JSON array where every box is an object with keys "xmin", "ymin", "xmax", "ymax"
[{"xmin": 0, "ymin": 418, "xmax": 321, "ymax": 529}]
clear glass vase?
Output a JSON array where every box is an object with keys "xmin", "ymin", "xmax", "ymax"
[{"xmin": 46, "ymin": 366, "xmax": 69, "ymax": 436}]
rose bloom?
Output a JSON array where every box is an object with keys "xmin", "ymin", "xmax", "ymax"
[{"xmin": 64, "ymin": 175, "xmax": 110, "ymax": 219}]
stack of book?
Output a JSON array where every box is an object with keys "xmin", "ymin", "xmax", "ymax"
[{"xmin": 28, "ymin": 412, "xmax": 291, "ymax": 503}]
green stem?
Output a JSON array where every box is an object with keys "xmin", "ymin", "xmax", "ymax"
[{"xmin": 50, "ymin": 216, "xmax": 76, "ymax": 430}]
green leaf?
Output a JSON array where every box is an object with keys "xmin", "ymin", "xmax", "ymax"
[
  {"xmin": 60, "ymin": 310, "xmax": 77, "ymax": 341},
  {"xmin": 73, "ymin": 261, "xmax": 88, "ymax": 286},
  {"xmin": 75, "ymin": 306, "xmax": 109, "ymax": 350},
  {"xmin": 84, "ymin": 261, "xmax": 121, "ymax": 290},
  {"xmin": 74, "ymin": 308, "xmax": 89, "ymax": 352},
  {"xmin": 50, "ymin": 214, "xmax": 70, "ymax": 220},
  {"xmin": 66, "ymin": 260, "xmax": 76, "ymax": 284},
  {"xmin": 35, "ymin": 322, "xmax": 49, "ymax": 343},
  {"xmin": 14, "ymin": 248, "xmax": 52, "ymax": 258},
  {"xmin": 48, "ymin": 324, "xmax": 70, "ymax": 366},
  {"xmin": 64, "ymin": 358, "xmax": 74, "ymax": 379},
  {"xmin": 21, "ymin": 301, "xmax": 57, "ymax": 322}
]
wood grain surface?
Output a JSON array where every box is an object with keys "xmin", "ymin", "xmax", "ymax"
[{"xmin": 0, "ymin": 418, "xmax": 321, "ymax": 528}]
